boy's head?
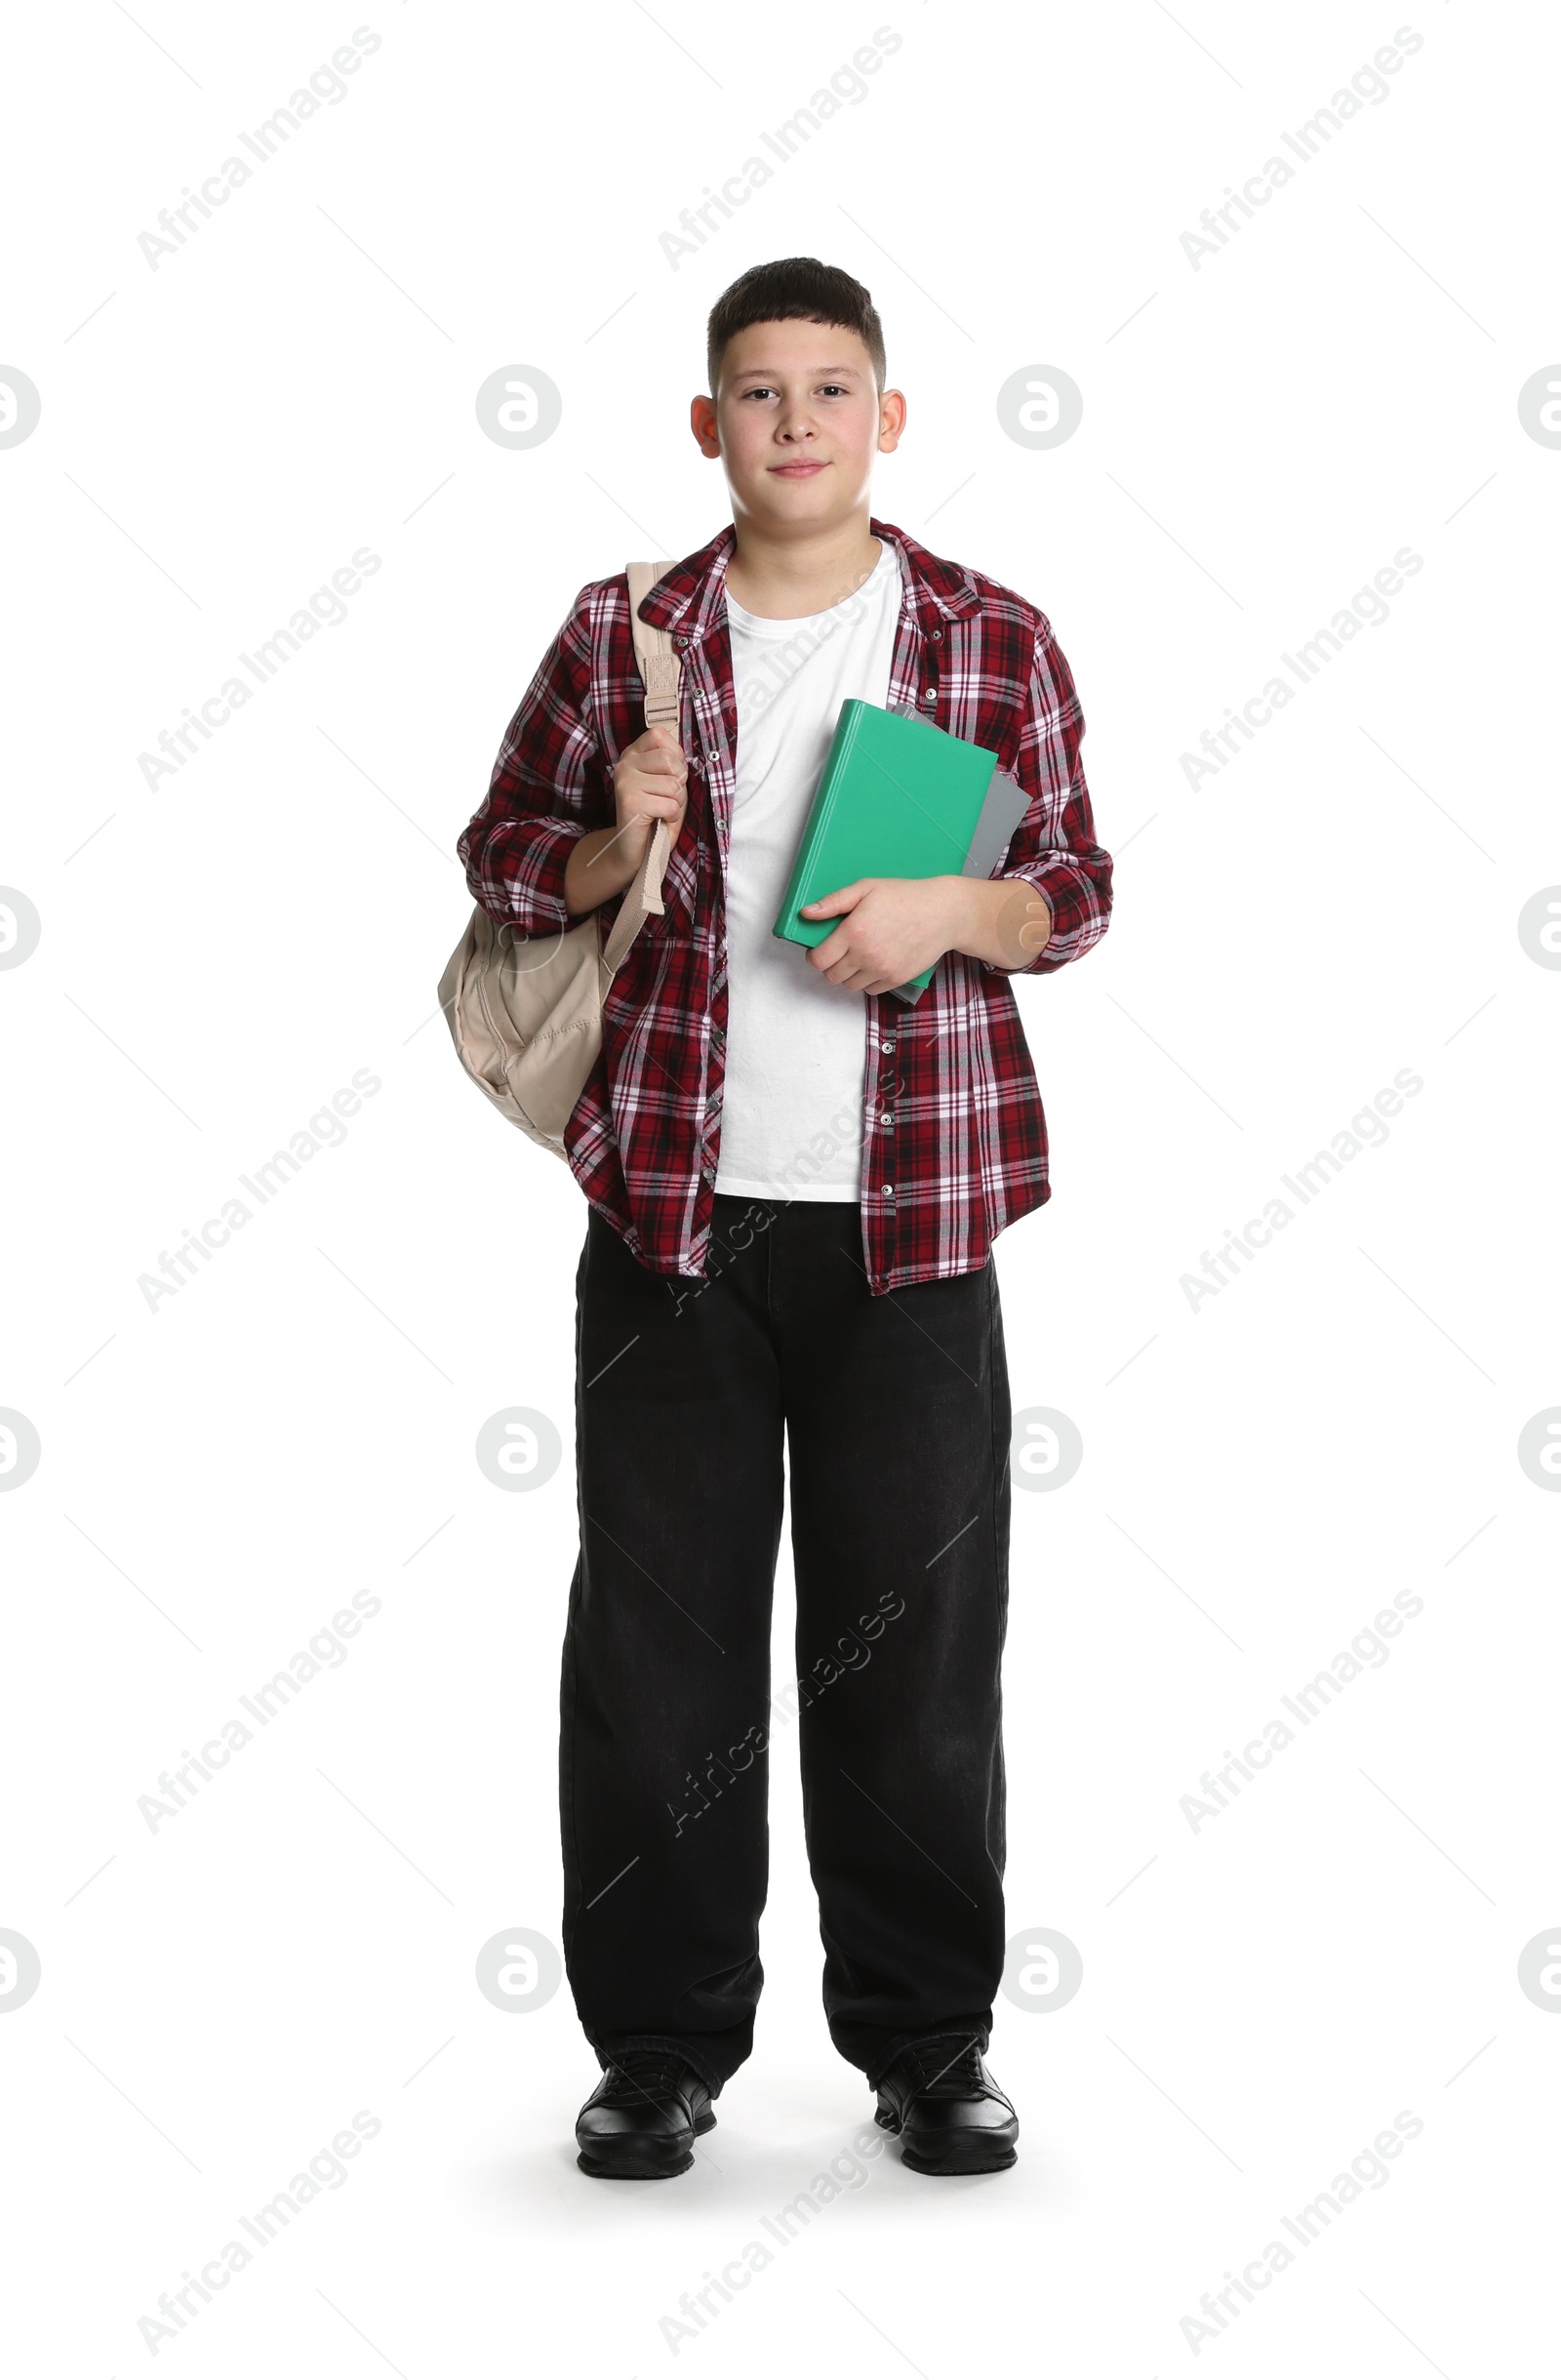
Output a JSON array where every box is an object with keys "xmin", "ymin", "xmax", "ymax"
[
  {"xmin": 692, "ymin": 257, "xmax": 904, "ymax": 538},
  {"xmin": 705, "ymin": 257, "xmax": 886, "ymax": 400}
]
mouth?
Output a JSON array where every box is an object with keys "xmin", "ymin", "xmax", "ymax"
[{"xmin": 769, "ymin": 460, "xmax": 828, "ymax": 478}]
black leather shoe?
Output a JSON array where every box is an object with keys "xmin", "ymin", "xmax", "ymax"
[
  {"xmin": 874, "ymin": 2034, "xmax": 1019, "ymax": 2174},
  {"xmin": 576, "ymin": 2051, "xmax": 716, "ymax": 2179}
]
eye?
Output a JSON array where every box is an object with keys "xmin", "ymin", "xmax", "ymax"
[{"xmin": 819, "ymin": 383, "xmax": 849, "ymax": 397}]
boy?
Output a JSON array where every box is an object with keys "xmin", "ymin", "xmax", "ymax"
[{"xmin": 457, "ymin": 258, "xmax": 1112, "ymax": 2179}]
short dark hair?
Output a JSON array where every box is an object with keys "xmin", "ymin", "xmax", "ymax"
[{"xmin": 706, "ymin": 258, "xmax": 886, "ymax": 397}]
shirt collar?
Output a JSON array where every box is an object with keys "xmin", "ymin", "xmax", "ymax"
[{"xmin": 635, "ymin": 516, "xmax": 983, "ymax": 643}]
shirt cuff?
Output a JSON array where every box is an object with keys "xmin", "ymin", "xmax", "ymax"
[{"xmin": 466, "ymin": 817, "xmax": 586, "ymax": 938}]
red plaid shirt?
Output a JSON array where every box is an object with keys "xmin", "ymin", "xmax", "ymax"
[{"xmin": 457, "ymin": 517, "xmax": 1112, "ymax": 1294}]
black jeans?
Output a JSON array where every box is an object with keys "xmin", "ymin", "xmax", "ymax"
[{"xmin": 559, "ymin": 1191, "xmax": 1012, "ymax": 2092}]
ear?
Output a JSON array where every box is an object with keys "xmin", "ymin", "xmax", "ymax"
[{"xmin": 690, "ymin": 394, "xmax": 721, "ymax": 458}]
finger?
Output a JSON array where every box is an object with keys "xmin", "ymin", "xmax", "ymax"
[
  {"xmin": 619, "ymin": 763, "xmax": 687, "ymax": 799},
  {"xmin": 802, "ymin": 882, "xmax": 861, "ymax": 915},
  {"xmin": 815, "ymin": 948, "xmax": 861, "ymax": 987},
  {"xmin": 623, "ymin": 805, "xmax": 681, "ymax": 847},
  {"xmin": 615, "ymin": 786, "xmax": 666, "ymax": 816},
  {"xmin": 618, "ymin": 732, "xmax": 683, "ymax": 773}
]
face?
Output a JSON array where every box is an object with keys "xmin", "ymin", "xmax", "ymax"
[{"xmin": 690, "ymin": 318, "xmax": 905, "ymax": 536}]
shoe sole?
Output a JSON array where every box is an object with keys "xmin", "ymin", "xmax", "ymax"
[
  {"xmin": 577, "ymin": 2106, "xmax": 715, "ymax": 2180},
  {"xmin": 899, "ymin": 2135, "xmax": 1018, "ymax": 2175},
  {"xmin": 876, "ymin": 2106, "xmax": 1018, "ymax": 2176}
]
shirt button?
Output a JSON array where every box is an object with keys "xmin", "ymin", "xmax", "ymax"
[
  {"xmin": 921, "ymin": 688, "xmax": 938, "ymax": 706},
  {"xmin": 881, "ymin": 1038, "xmax": 896, "ymax": 1053},
  {"xmin": 929, "ymin": 627, "xmax": 943, "ymax": 643},
  {"xmin": 882, "ymin": 1184, "xmax": 894, "ymax": 1196}
]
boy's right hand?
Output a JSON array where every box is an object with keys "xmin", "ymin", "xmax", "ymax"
[{"xmin": 611, "ymin": 725, "xmax": 690, "ymax": 870}]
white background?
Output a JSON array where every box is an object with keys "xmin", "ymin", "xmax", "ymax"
[{"xmin": 3, "ymin": 0, "xmax": 1557, "ymax": 2371}]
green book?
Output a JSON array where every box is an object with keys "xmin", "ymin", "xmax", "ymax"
[{"xmin": 773, "ymin": 699, "xmax": 1007, "ymax": 1001}]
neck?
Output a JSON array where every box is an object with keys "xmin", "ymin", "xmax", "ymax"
[{"xmin": 724, "ymin": 511, "xmax": 882, "ymax": 620}]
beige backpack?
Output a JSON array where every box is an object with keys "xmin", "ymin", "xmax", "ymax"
[{"xmin": 437, "ymin": 559, "xmax": 681, "ymax": 1157}]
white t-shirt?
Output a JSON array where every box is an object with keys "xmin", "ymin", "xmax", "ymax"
[{"xmin": 713, "ymin": 538, "xmax": 903, "ymax": 1200}]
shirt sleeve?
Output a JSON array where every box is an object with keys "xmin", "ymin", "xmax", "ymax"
[
  {"xmin": 456, "ymin": 588, "xmax": 607, "ymax": 936},
  {"xmin": 981, "ymin": 617, "xmax": 1113, "ymax": 978}
]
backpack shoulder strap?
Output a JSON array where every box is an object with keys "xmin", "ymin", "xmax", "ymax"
[
  {"xmin": 625, "ymin": 559, "xmax": 682, "ymax": 732},
  {"xmin": 598, "ymin": 561, "xmax": 681, "ymax": 979}
]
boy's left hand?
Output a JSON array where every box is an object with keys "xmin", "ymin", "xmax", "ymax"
[{"xmin": 800, "ymin": 877, "xmax": 965, "ymax": 995}]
